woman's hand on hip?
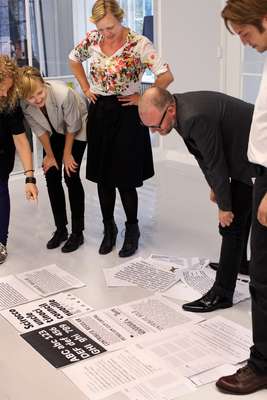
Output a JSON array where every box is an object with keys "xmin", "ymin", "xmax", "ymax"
[
  {"xmin": 42, "ymin": 155, "xmax": 59, "ymax": 174},
  {"xmin": 83, "ymin": 88, "xmax": 98, "ymax": 104},
  {"xmin": 118, "ymin": 93, "xmax": 140, "ymax": 106},
  {"xmin": 63, "ymin": 154, "xmax": 78, "ymax": 177}
]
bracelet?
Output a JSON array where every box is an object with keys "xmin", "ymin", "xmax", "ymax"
[
  {"xmin": 24, "ymin": 169, "xmax": 34, "ymax": 175},
  {"xmin": 25, "ymin": 176, "xmax": 36, "ymax": 184}
]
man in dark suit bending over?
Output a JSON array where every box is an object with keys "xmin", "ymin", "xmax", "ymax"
[{"xmin": 139, "ymin": 87, "xmax": 257, "ymax": 313}]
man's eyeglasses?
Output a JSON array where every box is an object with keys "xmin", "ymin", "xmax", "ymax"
[{"xmin": 140, "ymin": 106, "xmax": 169, "ymax": 129}]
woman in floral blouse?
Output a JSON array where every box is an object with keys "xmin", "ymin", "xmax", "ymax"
[{"xmin": 69, "ymin": 0, "xmax": 173, "ymax": 257}]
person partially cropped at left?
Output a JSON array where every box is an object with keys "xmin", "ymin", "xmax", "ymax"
[
  {"xmin": 0, "ymin": 55, "xmax": 38, "ymax": 264},
  {"xmin": 69, "ymin": 0, "xmax": 173, "ymax": 258},
  {"xmin": 20, "ymin": 67, "xmax": 87, "ymax": 253}
]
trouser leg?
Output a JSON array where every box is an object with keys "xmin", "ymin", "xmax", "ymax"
[
  {"xmin": 213, "ymin": 180, "xmax": 253, "ymax": 300},
  {"xmin": 248, "ymin": 175, "xmax": 267, "ymax": 373},
  {"xmin": 64, "ymin": 140, "xmax": 86, "ymax": 233},
  {"xmin": 241, "ymin": 207, "xmax": 252, "ymax": 268},
  {"xmin": 44, "ymin": 134, "xmax": 67, "ymax": 230},
  {"xmin": 0, "ymin": 178, "xmax": 10, "ymax": 246}
]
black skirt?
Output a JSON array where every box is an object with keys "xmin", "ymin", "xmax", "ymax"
[{"xmin": 86, "ymin": 95, "xmax": 154, "ymax": 188}]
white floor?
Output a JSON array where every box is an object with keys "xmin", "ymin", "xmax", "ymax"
[{"xmin": 0, "ymin": 160, "xmax": 265, "ymax": 400}]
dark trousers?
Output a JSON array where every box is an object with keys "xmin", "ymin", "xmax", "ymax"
[
  {"xmin": 248, "ymin": 174, "xmax": 267, "ymax": 373},
  {"xmin": 44, "ymin": 133, "xmax": 86, "ymax": 233},
  {"xmin": 0, "ymin": 178, "xmax": 10, "ymax": 246},
  {"xmin": 213, "ymin": 179, "xmax": 253, "ymax": 300}
]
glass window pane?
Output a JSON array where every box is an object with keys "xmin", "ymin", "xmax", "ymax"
[
  {"xmin": 119, "ymin": 0, "xmax": 153, "ymax": 34},
  {"xmin": 242, "ymin": 47, "xmax": 265, "ymax": 74},
  {"xmin": 29, "ymin": 0, "xmax": 74, "ymax": 77},
  {"xmin": 242, "ymin": 75, "xmax": 263, "ymax": 104},
  {"xmin": 0, "ymin": 0, "xmax": 28, "ymax": 65},
  {"xmin": 242, "ymin": 47, "xmax": 265, "ymax": 104},
  {"xmin": 0, "ymin": 0, "xmax": 31, "ymax": 173}
]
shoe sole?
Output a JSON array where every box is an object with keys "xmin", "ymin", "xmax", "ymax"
[
  {"xmin": 47, "ymin": 235, "xmax": 68, "ymax": 249},
  {"xmin": 182, "ymin": 303, "xmax": 233, "ymax": 313},
  {"xmin": 99, "ymin": 246, "xmax": 115, "ymax": 255},
  {"xmin": 99, "ymin": 237, "xmax": 117, "ymax": 255},
  {"xmin": 118, "ymin": 246, "xmax": 138, "ymax": 258},
  {"xmin": 216, "ymin": 382, "xmax": 267, "ymax": 395},
  {"xmin": 61, "ymin": 238, "xmax": 84, "ymax": 253}
]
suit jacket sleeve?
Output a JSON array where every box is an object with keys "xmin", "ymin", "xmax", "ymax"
[{"xmin": 185, "ymin": 116, "xmax": 232, "ymax": 211}]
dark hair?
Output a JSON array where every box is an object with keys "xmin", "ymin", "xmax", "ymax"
[{"xmin": 222, "ymin": 0, "xmax": 267, "ymax": 33}]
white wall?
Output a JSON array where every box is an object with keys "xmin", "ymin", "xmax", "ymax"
[
  {"xmin": 154, "ymin": 0, "xmax": 228, "ymax": 163},
  {"xmin": 157, "ymin": 0, "xmax": 223, "ymax": 93}
]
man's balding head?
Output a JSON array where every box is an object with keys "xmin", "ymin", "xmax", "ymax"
[
  {"xmin": 139, "ymin": 87, "xmax": 174, "ymax": 113},
  {"xmin": 138, "ymin": 87, "xmax": 176, "ymax": 135}
]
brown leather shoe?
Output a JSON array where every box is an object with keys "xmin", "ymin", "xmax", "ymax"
[{"xmin": 216, "ymin": 365, "xmax": 267, "ymax": 394}]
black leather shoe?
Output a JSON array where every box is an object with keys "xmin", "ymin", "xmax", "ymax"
[
  {"xmin": 216, "ymin": 365, "xmax": 267, "ymax": 394},
  {"xmin": 47, "ymin": 229, "xmax": 68, "ymax": 249},
  {"xmin": 119, "ymin": 222, "xmax": 140, "ymax": 258},
  {"xmin": 61, "ymin": 233, "xmax": 84, "ymax": 253},
  {"xmin": 99, "ymin": 219, "xmax": 118, "ymax": 255},
  {"xmin": 209, "ymin": 261, "xmax": 249, "ymax": 276},
  {"xmin": 182, "ymin": 289, "xmax": 233, "ymax": 313},
  {"xmin": 209, "ymin": 262, "xmax": 219, "ymax": 272}
]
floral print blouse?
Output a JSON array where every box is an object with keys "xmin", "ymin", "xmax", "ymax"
[{"xmin": 69, "ymin": 29, "xmax": 168, "ymax": 96}]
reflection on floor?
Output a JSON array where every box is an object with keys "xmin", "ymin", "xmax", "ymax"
[{"xmin": 0, "ymin": 160, "xmax": 263, "ymax": 400}]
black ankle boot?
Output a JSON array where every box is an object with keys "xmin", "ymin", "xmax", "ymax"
[
  {"xmin": 119, "ymin": 222, "xmax": 140, "ymax": 258},
  {"xmin": 47, "ymin": 229, "xmax": 68, "ymax": 249},
  {"xmin": 99, "ymin": 219, "xmax": 118, "ymax": 255},
  {"xmin": 61, "ymin": 233, "xmax": 84, "ymax": 253}
]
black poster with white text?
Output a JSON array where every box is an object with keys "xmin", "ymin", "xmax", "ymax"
[{"xmin": 21, "ymin": 320, "xmax": 106, "ymax": 368}]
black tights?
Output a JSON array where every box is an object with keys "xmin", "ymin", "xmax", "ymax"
[{"xmin": 97, "ymin": 183, "xmax": 138, "ymax": 224}]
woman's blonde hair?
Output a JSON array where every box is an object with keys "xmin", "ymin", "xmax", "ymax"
[
  {"xmin": 0, "ymin": 55, "xmax": 20, "ymax": 112},
  {"xmin": 90, "ymin": 0, "xmax": 124, "ymax": 24},
  {"xmin": 19, "ymin": 66, "xmax": 45, "ymax": 99}
]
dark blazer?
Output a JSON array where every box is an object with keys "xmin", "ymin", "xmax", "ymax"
[{"xmin": 174, "ymin": 91, "xmax": 257, "ymax": 211}]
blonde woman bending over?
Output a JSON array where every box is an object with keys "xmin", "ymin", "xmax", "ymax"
[{"xmin": 20, "ymin": 67, "xmax": 87, "ymax": 253}]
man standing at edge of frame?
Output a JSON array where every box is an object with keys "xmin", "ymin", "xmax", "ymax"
[{"xmin": 216, "ymin": 0, "xmax": 267, "ymax": 394}]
